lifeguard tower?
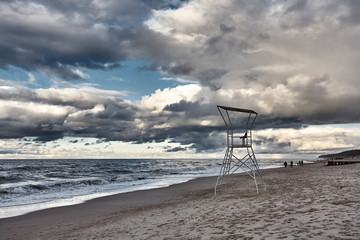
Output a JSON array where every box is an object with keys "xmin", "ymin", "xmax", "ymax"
[{"xmin": 214, "ymin": 105, "xmax": 264, "ymax": 194}]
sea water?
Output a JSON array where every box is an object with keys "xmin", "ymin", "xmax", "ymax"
[{"xmin": 0, "ymin": 158, "xmax": 287, "ymax": 219}]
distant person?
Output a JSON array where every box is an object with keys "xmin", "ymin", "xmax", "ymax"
[
  {"xmin": 290, "ymin": 161, "xmax": 293, "ymax": 167},
  {"xmin": 284, "ymin": 161, "xmax": 288, "ymax": 168}
]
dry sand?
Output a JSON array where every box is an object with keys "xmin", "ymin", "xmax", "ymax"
[{"xmin": 1, "ymin": 161, "xmax": 359, "ymax": 240}]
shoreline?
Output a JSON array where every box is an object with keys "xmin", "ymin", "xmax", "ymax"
[
  {"xmin": 0, "ymin": 174, "xmax": 218, "ymax": 220},
  {"xmin": 0, "ymin": 174, "xmax": 213, "ymax": 219},
  {"xmin": 1, "ymin": 161, "xmax": 359, "ymax": 239},
  {"xmin": 0, "ymin": 174, "xmax": 221, "ymax": 239},
  {"xmin": 0, "ymin": 160, "xmax": 286, "ymax": 219}
]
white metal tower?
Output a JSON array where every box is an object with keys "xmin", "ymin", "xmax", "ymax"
[{"xmin": 215, "ymin": 105, "xmax": 265, "ymax": 195}]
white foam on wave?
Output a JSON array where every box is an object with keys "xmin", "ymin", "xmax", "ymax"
[
  {"xmin": 0, "ymin": 158, "xmax": 287, "ymax": 219},
  {"xmin": 0, "ymin": 175, "xmax": 199, "ymax": 219}
]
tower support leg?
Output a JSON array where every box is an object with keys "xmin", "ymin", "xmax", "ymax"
[{"xmin": 215, "ymin": 146, "xmax": 265, "ymax": 195}]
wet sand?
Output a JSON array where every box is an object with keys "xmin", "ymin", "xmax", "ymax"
[{"xmin": 1, "ymin": 161, "xmax": 359, "ymax": 239}]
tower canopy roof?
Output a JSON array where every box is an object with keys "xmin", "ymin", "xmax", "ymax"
[
  {"xmin": 217, "ymin": 105, "xmax": 258, "ymax": 130},
  {"xmin": 217, "ymin": 105, "xmax": 257, "ymax": 114}
]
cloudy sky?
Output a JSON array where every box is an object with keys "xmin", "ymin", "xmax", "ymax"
[{"xmin": 0, "ymin": 0, "xmax": 359, "ymax": 159}]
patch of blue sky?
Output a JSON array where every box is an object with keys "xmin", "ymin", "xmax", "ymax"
[
  {"xmin": 0, "ymin": 67, "xmax": 52, "ymax": 89},
  {"xmin": 0, "ymin": 67, "xmax": 26, "ymax": 82},
  {"xmin": 86, "ymin": 59, "xmax": 193, "ymax": 101},
  {"xmin": 0, "ymin": 60, "xmax": 195, "ymax": 101}
]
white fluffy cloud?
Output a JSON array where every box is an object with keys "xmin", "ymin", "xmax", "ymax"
[
  {"xmin": 145, "ymin": 0, "xmax": 360, "ymax": 125},
  {"xmin": 140, "ymin": 84, "xmax": 201, "ymax": 112},
  {"xmin": 255, "ymin": 125, "xmax": 360, "ymax": 155}
]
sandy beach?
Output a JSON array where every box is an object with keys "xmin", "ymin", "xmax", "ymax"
[{"xmin": 1, "ymin": 161, "xmax": 359, "ymax": 240}]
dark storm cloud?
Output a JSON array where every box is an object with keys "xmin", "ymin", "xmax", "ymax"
[
  {"xmin": 280, "ymin": 0, "xmax": 360, "ymax": 31},
  {"xmin": 164, "ymin": 100, "xmax": 202, "ymax": 113},
  {"xmin": 161, "ymin": 63, "xmax": 194, "ymax": 76},
  {"xmin": 0, "ymin": 150, "xmax": 20, "ymax": 154},
  {"xmin": 340, "ymin": 0, "xmax": 360, "ymax": 26},
  {"xmin": 195, "ymin": 69, "xmax": 227, "ymax": 90},
  {"xmin": 0, "ymin": 0, "xmax": 181, "ymax": 80},
  {"xmin": 172, "ymin": 127, "xmax": 224, "ymax": 153},
  {"xmin": 0, "ymin": 119, "xmax": 52, "ymax": 139},
  {"xmin": 255, "ymin": 116, "xmax": 303, "ymax": 130},
  {"xmin": 138, "ymin": 62, "xmax": 194, "ymax": 76},
  {"xmin": 206, "ymin": 24, "xmax": 236, "ymax": 48},
  {"xmin": 0, "ymin": 16, "xmax": 126, "ymax": 79},
  {"xmin": 143, "ymin": 125, "xmax": 224, "ymax": 153},
  {"xmin": 0, "ymin": 85, "xmax": 143, "ymax": 145},
  {"xmin": 219, "ymin": 24, "xmax": 236, "ymax": 34},
  {"xmin": 163, "ymin": 146, "xmax": 187, "ymax": 152},
  {"xmin": 254, "ymin": 136, "xmax": 292, "ymax": 154},
  {"xmin": 34, "ymin": 132, "xmax": 64, "ymax": 143},
  {"xmin": 163, "ymin": 100, "xmax": 219, "ymax": 123},
  {"xmin": 34, "ymin": 0, "xmax": 151, "ymax": 25},
  {"xmin": 286, "ymin": 0, "xmax": 307, "ymax": 13}
]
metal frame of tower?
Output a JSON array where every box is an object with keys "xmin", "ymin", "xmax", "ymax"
[{"xmin": 214, "ymin": 105, "xmax": 265, "ymax": 195}]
